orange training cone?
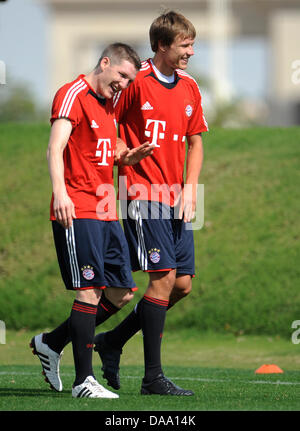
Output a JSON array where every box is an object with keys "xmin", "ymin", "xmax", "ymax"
[{"xmin": 255, "ymin": 364, "xmax": 284, "ymax": 374}]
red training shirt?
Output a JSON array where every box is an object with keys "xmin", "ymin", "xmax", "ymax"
[
  {"xmin": 50, "ymin": 74, "xmax": 117, "ymax": 221},
  {"xmin": 114, "ymin": 59, "xmax": 208, "ymax": 206}
]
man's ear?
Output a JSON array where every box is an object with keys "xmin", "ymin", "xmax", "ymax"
[
  {"xmin": 100, "ymin": 56, "xmax": 111, "ymax": 70},
  {"xmin": 157, "ymin": 41, "xmax": 167, "ymax": 53}
]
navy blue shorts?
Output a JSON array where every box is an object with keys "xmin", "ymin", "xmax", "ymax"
[
  {"xmin": 52, "ymin": 219, "xmax": 137, "ymax": 291},
  {"xmin": 121, "ymin": 200, "xmax": 195, "ymax": 275}
]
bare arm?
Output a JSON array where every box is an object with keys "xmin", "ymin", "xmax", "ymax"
[
  {"xmin": 181, "ymin": 133, "xmax": 204, "ymax": 222},
  {"xmin": 47, "ymin": 119, "xmax": 76, "ymax": 229}
]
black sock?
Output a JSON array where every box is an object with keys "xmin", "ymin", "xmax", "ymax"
[
  {"xmin": 137, "ymin": 295, "xmax": 168, "ymax": 382},
  {"xmin": 43, "ymin": 293, "xmax": 120, "ymax": 354},
  {"xmin": 103, "ymin": 304, "xmax": 140, "ymax": 350},
  {"xmin": 96, "ymin": 291, "xmax": 120, "ymax": 325},
  {"xmin": 104, "ymin": 300, "xmax": 175, "ymax": 351},
  {"xmin": 69, "ymin": 299, "xmax": 97, "ymax": 386},
  {"xmin": 43, "ymin": 320, "xmax": 69, "ymax": 354}
]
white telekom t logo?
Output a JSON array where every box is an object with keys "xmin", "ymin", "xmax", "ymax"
[
  {"xmin": 96, "ymin": 138, "xmax": 112, "ymax": 166},
  {"xmin": 144, "ymin": 119, "xmax": 166, "ymax": 147}
]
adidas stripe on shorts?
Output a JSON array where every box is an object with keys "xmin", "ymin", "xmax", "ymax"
[
  {"xmin": 52, "ymin": 219, "xmax": 137, "ymax": 290},
  {"xmin": 121, "ymin": 200, "xmax": 195, "ymax": 276}
]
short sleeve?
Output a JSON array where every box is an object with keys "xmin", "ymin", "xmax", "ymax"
[
  {"xmin": 186, "ymin": 81, "xmax": 209, "ymax": 136},
  {"xmin": 50, "ymin": 84, "xmax": 82, "ymax": 128}
]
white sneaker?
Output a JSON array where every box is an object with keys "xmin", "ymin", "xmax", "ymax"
[
  {"xmin": 30, "ymin": 333, "xmax": 63, "ymax": 392},
  {"xmin": 72, "ymin": 376, "xmax": 119, "ymax": 398}
]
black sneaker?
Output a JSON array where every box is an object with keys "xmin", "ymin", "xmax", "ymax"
[
  {"xmin": 141, "ymin": 374, "xmax": 194, "ymax": 396},
  {"xmin": 94, "ymin": 332, "xmax": 122, "ymax": 390}
]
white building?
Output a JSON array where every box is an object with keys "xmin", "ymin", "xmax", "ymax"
[{"xmin": 43, "ymin": 0, "xmax": 300, "ymax": 126}]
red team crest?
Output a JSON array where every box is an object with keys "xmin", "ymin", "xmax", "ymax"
[
  {"xmin": 148, "ymin": 248, "xmax": 161, "ymax": 264},
  {"xmin": 185, "ymin": 104, "xmax": 193, "ymax": 117},
  {"xmin": 81, "ymin": 265, "xmax": 95, "ymax": 280}
]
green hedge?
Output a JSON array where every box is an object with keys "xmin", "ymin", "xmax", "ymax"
[{"xmin": 0, "ymin": 124, "xmax": 299, "ymax": 337}]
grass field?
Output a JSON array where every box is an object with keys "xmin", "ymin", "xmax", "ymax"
[
  {"xmin": 1, "ymin": 329, "xmax": 299, "ymax": 413},
  {"xmin": 1, "ymin": 124, "xmax": 300, "ymax": 336},
  {"xmin": 0, "ymin": 124, "xmax": 300, "ymax": 420}
]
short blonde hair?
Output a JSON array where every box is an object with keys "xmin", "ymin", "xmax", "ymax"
[{"xmin": 149, "ymin": 11, "xmax": 196, "ymax": 52}]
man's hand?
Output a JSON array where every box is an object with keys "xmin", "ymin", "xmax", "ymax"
[
  {"xmin": 115, "ymin": 137, "xmax": 128, "ymax": 162},
  {"xmin": 53, "ymin": 190, "xmax": 76, "ymax": 229},
  {"xmin": 117, "ymin": 141, "xmax": 155, "ymax": 166},
  {"xmin": 178, "ymin": 184, "xmax": 197, "ymax": 222},
  {"xmin": 179, "ymin": 134, "xmax": 203, "ymax": 222}
]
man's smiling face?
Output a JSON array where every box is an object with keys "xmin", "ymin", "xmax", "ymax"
[
  {"xmin": 97, "ymin": 57, "xmax": 138, "ymax": 99},
  {"xmin": 162, "ymin": 35, "xmax": 195, "ymax": 72}
]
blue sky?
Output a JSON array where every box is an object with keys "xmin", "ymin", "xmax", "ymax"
[
  {"xmin": 0, "ymin": 0, "xmax": 48, "ymax": 104},
  {"xmin": 0, "ymin": 0, "xmax": 268, "ymax": 108}
]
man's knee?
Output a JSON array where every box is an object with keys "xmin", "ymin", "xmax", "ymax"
[
  {"xmin": 76, "ymin": 287, "xmax": 102, "ymax": 305},
  {"xmin": 179, "ymin": 285, "xmax": 192, "ymax": 298},
  {"xmin": 146, "ymin": 269, "xmax": 177, "ymax": 300},
  {"xmin": 149, "ymin": 269, "xmax": 176, "ymax": 289},
  {"xmin": 118, "ymin": 290, "xmax": 135, "ymax": 308},
  {"xmin": 179, "ymin": 281, "xmax": 192, "ymax": 297},
  {"xmin": 104, "ymin": 287, "xmax": 135, "ymax": 309},
  {"xmin": 171, "ymin": 275, "xmax": 193, "ymax": 302}
]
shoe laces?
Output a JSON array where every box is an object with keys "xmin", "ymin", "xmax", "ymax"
[
  {"xmin": 162, "ymin": 376, "xmax": 173, "ymax": 389},
  {"xmin": 87, "ymin": 377, "xmax": 107, "ymax": 394}
]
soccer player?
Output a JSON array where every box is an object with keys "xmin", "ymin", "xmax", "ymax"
[
  {"xmin": 94, "ymin": 11, "xmax": 208, "ymax": 396},
  {"xmin": 30, "ymin": 43, "xmax": 153, "ymax": 398}
]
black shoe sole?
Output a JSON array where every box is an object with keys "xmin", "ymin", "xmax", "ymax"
[
  {"xmin": 102, "ymin": 368, "xmax": 120, "ymax": 390},
  {"xmin": 141, "ymin": 375, "xmax": 194, "ymax": 396},
  {"xmin": 141, "ymin": 388, "xmax": 194, "ymax": 396}
]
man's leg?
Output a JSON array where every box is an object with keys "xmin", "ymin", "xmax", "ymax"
[
  {"xmin": 30, "ymin": 287, "xmax": 120, "ymax": 397},
  {"xmin": 93, "ymin": 287, "xmax": 135, "ymax": 389},
  {"xmin": 138, "ymin": 271, "xmax": 193, "ymax": 395},
  {"xmin": 98, "ymin": 273, "xmax": 192, "ymax": 353},
  {"xmin": 94, "ymin": 272, "xmax": 173, "ymax": 390},
  {"xmin": 138, "ymin": 271, "xmax": 175, "ymax": 381},
  {"xmin": 96, "ymin": 272, "xmax": 194, "ymax": 394},
  {"xmin": 30, "ymin": 219, "xmax": 123, "ymax": 397},
  {"xmin": 70, "ymin": 288, "xmax": 100, "ymax": 386},
  {"xmin": 43, "ymin": 288, "xmax": 133, "ymax": 355},
  {"xmin": 168, "ymin": 274, "xmax": 192, "ymax": 306},
  {"xmin": 70, "ymin": 287, "xmax": 119, "ymax": 398}
]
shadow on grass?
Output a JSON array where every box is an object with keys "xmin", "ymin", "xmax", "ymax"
[{"xmin": 0, "ymin": 387, "xmax": 68, "ymax": 397}]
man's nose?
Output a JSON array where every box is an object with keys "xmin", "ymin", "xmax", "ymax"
[
  {"xmin": 119, "ymin": 78, "xmax": 130, "ymax": 89},
  {"xmin": 188, "ymin": 45, "xmax": 194, "ymax": 56}
]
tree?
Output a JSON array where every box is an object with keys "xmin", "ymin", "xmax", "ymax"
[{"xmin": 0, "ymin": 82, "xmax": 37, "ymax": 122}]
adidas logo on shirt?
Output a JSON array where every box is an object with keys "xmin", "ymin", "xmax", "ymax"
[
  {"xmin": 91, "ymin": 120, "xmax": 99, "ymax": 128},
  {"xmin": 141, "ymin": 101, "xmax": 153, "ymax": 110}
]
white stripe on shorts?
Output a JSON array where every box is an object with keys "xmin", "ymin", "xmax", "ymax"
[
  {"xmin": 132, "ymin": 200, "xmax": 148, "ymax": 271},
  {"xmin": 65, "ymin": 224, "xmax": 81, "ymax": 288}
]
